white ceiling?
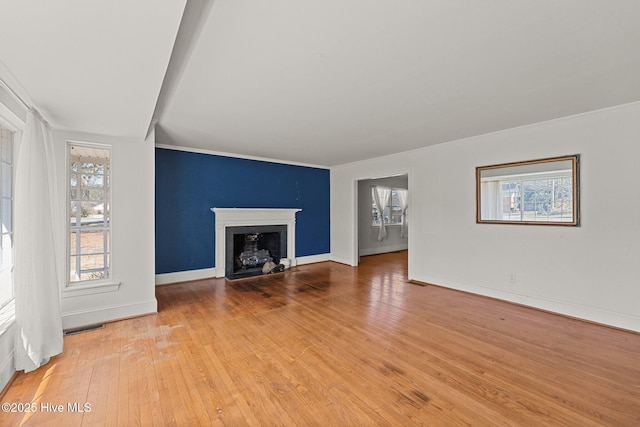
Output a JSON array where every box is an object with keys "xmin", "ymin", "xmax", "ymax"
[
  {"xmin": 0, "ymin": 0, "xmax": 186, "ymax": 138},
  {"xmin": 2, "ymin": 1, "xmax": 640, "ymax": 166}
]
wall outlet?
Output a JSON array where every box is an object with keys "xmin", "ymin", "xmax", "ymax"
[{"xmin": 509, "ymin": 273, "xmax": 517, "ymax": 284}]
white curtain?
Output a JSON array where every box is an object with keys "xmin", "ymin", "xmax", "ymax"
[
  {"xmin": 373, "ymin": 186, "xmax": 392, "ymax": 242},
  {"xmin": 480, "ymin": 181, "xmax": 502, "ymax": 220},
  {"xmin": 396, "ymin": 188, "xmax": 409, "ymax": 238},
  {"xmin": 14, "ymin": 109, "xmax": 63, "ymax": 372}
]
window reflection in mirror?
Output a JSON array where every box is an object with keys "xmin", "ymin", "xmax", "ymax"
[{"xmin": 476, "ymin": 155, "xmax": 579, "ymax": 226}]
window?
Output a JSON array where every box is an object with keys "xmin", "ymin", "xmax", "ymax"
[
  {"xmin": 372, "ymin": 187, "xmax": 404, "ymax": 226},
  {"xmin": 68, "ymin": 143, "xmax": 111, "ymax": 283},
  {"xmin": 0, "ymin": 122, "xmax": 15, "ymax": 308},
  {"xmin": 477, "ymin": 155, "xmax": 579, "ymax": 226}
]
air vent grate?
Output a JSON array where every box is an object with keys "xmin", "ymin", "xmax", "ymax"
[{"xmin": 63, "ymin": 323, "xmax": 105, "ymax": 336}]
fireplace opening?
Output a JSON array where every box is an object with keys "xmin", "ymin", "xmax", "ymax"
[{"xmin": 225, "ymin": 225, "xmax": 287, "ymax": 279}]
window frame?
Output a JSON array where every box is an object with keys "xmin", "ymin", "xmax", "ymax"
[
  {"xmin": 66, "ymin": 141, "xmax": 114, "ymax": 287},
  {"xmin": 371, "ymin": 186, "xmax": 405, "ymax": 227},
  {"xmin": 0, "ymin": 96, "xmax": 23, "ymax": 331},
  {"xmin": 0, "ymin": 115, "xmax": 20, "ymax": 311}
]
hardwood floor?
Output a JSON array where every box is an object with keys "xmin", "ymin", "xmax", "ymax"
[{"xmin": 2, "ymin": 251, "xmax": 639, "ymax": 426}]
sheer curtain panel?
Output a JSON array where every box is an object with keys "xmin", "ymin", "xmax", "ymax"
[
  {"xmin": 373, "ymin": 186, "xmax": 392, "ymax": 241},
  {"xmin": 397, "ymin": 188, "xmax": 409, "ymax": 238},
  {"xmin": 14, "ymin": 109, "xmax": 63, "ymax": 372}
]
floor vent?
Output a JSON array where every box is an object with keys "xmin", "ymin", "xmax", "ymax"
[{"xmin": 63, "ymin": 323, "xmax": 105, "ymax": 336}]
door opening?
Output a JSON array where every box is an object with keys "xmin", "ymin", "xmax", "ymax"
[{"xmin": 355, "ymin": 174, "xmax": 409, "ymax": 265}]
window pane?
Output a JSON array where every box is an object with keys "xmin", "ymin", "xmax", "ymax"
[
  {"xmin": 78, "ymin": 230, "xmax": 108, "ymax": 254},
  {"xmin": 79, "ymin": 202, "xmax": 108, "ymax": 225},
  {"xmin": 1, "ymin": 163, "xmax": 10, "ymax": 198},
  {"xmin": 70, "ymin": 231, "xmax": 78, "ymax": 253},
  {"xmin": 1, "ymin": 199, "xmax": 11, "ymax": 235},
  {"xmin": 79, "ymin": 271, "xmax": 106, "ymax": 281},
  {"xmin": 0, "ymin": 124, "xmax": 13, "ymax": 307},
  {"xmin": 390, "ymin": 190, "xmax": 402, "ymax": 224},
  {"xmin": 68, "ymin": 143, "xmax": 111, "ymax": 284},
  {"xmin": 82, "ymin": 162, "xmax": 105, "ymax": 175},
  {"xmin": 82, "ymin": 174, "xmax": 104, "ymax": 187},
  {"xmin": 391, "ymin": 191, "xmax": 400, "ymax": 207},
  {"xmin": 1, "ymin": 234, "xmax": 12, "ymax": 270},
  {"xmin": 70, "ymin": 255, "xmax": 110, "ymax": 281},
  {"xmin": 81, "ymin": 189, "xmax": 104, "ymax": 201},
  {"xmin": 80, "ymin": 254, "xmax": 106, "ymax": 270}
]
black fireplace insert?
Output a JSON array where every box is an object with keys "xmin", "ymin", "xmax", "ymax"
[{"xmin": 225, "ymin": 225, "xmax": 287, "ymax": 279}]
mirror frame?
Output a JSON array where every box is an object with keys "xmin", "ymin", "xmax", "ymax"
[{"xmin": 476, "ymin": 154, "xmax": 580, "ymax": 226}]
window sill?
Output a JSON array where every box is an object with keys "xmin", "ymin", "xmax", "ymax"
[
  {"xmin": 371, "ymin": 223, "xmax": 402, "ymax": 227},
  {"xmin": 62, "ymin": 281, "xmax": 121, "ymax": 298}
]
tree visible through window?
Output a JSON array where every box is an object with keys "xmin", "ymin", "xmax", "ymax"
[
  {"xmin": 69, "ymin": 143, "xmax": 111, "ymax": 283},
  {"xmin": 498, "ymin": 177, "xmax": 573, "ymax": 222}
]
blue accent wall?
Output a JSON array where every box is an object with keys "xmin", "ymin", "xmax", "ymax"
[{"xmin": 155, "ymin": 148, "xmax": 330, "ymax": 274}]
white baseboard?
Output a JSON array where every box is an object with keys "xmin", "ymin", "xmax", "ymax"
[
  {"xmin": 297, "ymin": 253, "xmax": 331, "ymax": 265},
  {"xmin": 61, "ymin": 299, "xmax": 158, "ymax": 330},
  {"xmin": 330, "ymin": 255, "xmax": 356, "ymax": 266},
  {"xmin": 157, "ymin": 255, "xmax": 332, "ymax": 283},
  {"xmin": 359, "ymin": 244, "xmax": 408, "ymax": 257},
  {"xmin": 0, "ymin": 322, "xmax": 15, "ymax": 394},
  {"xmin": 156, "ymin": 268, "xmax": 217, "ymax": 285},
  {"xmin": 0, "ymin": 351, "xmax": 14, "ymax": 395},
  {"xmin": 422, "ymin": 275, "xmax": 640, "ymax": 333}
]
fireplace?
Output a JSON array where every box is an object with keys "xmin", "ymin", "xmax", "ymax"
[
  {"xmin": 211, "ymin": 208, "xmax": 301, "ymax": 279},
  {"xmin": 225, "ymin": 225, "xmax": 287, "ymax": 279}
]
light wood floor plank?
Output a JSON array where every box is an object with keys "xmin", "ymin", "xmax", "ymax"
[{"xmin": 1, "ymin": 251, "xmax": 639, "ymax": 426}]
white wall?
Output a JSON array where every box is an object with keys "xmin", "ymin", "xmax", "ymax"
[
  {"xmin": 332, "ymin": 102, "xmax": 640, "ymax": 332},
  {"xmin": 358, "ymin": 176, "xmax": 408, "ymax": 256},
  {"xmin": 54, "ymin": 129, "xmax": 157, "ymax": 329}
]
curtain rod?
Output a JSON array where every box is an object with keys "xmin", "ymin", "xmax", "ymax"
[{"xmin": 0, "ymin": 77, "xmax": 31, "ymax": 111}]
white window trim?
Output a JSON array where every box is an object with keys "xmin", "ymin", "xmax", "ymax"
[
  {"xmin": 61, "ymin": 280, "xmax": 120, "ymax": 298},
  {"xmin": 0, "ymin": 99, "xmax": 23, "ymax": 331},
  {"xmin": 0, "ymin": 101, "xmax": 24, "ymax": 134}
]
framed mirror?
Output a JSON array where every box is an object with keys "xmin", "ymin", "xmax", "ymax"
[{"xmin": 476, "ymin": 155, "xmax": 579, "ymax": 226}]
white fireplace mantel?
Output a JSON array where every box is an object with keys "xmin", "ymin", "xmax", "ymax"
[{"xmin": 211, "ymin": 208, "xmax": 301, "ymax": 278}]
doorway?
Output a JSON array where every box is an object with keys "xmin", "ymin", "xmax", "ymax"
[{"xmin": 355, "ymin": 174, "xmax": 409, "ymax": 265}]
